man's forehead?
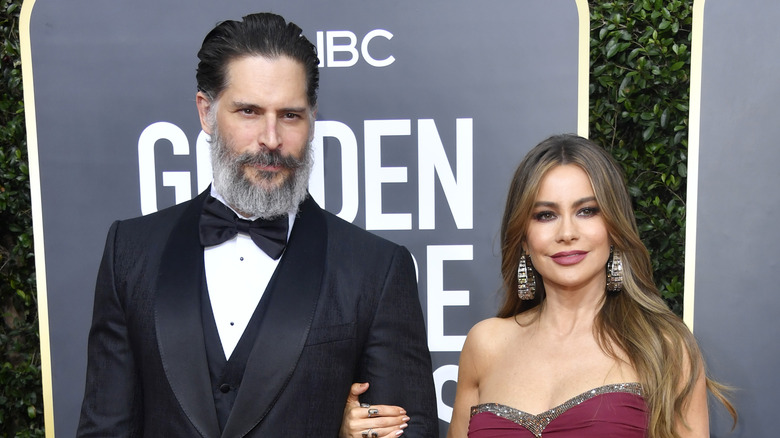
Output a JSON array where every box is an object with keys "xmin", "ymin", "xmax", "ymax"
[
  {"xmin": 221, "ymin": 55, "xmax": 308, "ymax": 99},
  {"xmin": 224, "ymin": 54, "xmax": 305, "ymax": 77}
]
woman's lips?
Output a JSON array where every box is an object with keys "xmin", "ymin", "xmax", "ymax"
[{"xmin": 551, "ymin": 250, "xmax": 588, "ymax": 265}]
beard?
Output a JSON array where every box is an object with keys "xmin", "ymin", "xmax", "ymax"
[{"xmin": 209, "ymin": 126, "xmax": 313, "ymax": 219}]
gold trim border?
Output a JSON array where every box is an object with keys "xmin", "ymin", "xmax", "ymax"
[
  {"xmin": 576, "ymin": 0, "xmax": 590, "ymax": 137},
  {"xmin": 684, "ymin": 0, "xmax": 705, "ymax": 332},
  {"xmin": 19, "ymin": 0, "xmax": 54, "ymax": 435}
]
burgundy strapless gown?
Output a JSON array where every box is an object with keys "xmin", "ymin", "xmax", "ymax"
[{"xmin": 468, "ymin": 383, "xmax": 647, "ymax": 437}]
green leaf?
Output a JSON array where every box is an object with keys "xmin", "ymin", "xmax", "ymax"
[
  {"xmin": 606, "ymin": 39, "xmax": 621, "ymax": 58},
  {"xmin": 678, "ymin": 162, "xmax": 687, "ymax": 177}
]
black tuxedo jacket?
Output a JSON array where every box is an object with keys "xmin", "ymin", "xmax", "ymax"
[{"xmin": 77, "ymin": 190, "xmax": 438, "ymax": 437}]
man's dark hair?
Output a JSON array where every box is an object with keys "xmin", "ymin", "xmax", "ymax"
[{"xmin": 196, "ymin": 12, "xmax": 319, "ymax": 108}]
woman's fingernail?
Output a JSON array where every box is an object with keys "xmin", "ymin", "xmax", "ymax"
[
  {"xmin": 395, "ymin": 430, "xmax": 404, "ymax": 436},
  {"xmin": 399, "ymin": 409, "xmax": 406, "ymax": 415}
]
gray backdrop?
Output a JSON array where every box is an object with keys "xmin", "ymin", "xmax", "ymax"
[
  {"xmin": 692, "ymin": 0, "xmax": 780, "ymax": 437},
  {"xmin": 23, "ymin": 0, "xmax": 583, "ymax": 435}
]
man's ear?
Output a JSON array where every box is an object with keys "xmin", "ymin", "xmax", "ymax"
[{"xmin": 196, "ymin": 92, "xmax": 214, "ymax": 135}]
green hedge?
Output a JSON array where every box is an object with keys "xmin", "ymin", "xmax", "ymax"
[
  {"xmin": 1, "ymin": 0, "xmax": 44, "ymax": 436},
  {"xmin": 589, "ymin": 0, "xmax": 691, "ymax": 315},
  {"xmin": 0, "ymin": 1, "xmax": 690, "ymax": 434}
]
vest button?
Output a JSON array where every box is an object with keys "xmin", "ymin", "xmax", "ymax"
[{"xmin": 219, "ymin": 384, "xmax": 231, "ymax": 393}]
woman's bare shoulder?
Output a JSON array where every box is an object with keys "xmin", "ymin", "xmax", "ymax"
[
  {"xmin": 470, "ymin": 310, "xmax": 537, "ymax": 335},
  {"xmin": 464, "ymin": 316, "xmax": 523, "ymax": 353},
  {"xmin": 469, "ymin": 316, "xmax": 517, "ymax": 334}
]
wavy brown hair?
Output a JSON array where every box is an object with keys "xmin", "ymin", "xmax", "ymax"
[{"xmin": 497, "ymin": 134, "xmax": 735, "ymax": 437}]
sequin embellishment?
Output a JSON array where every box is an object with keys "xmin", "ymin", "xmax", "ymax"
[{"xmin": 470, "ymin": 382, "xmax": 643, "ymax": 437}]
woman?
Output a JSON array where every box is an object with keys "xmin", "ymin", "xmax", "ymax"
[{"xmin": 343, "ymin": 134, "xmax": 736, "ymax": 437}]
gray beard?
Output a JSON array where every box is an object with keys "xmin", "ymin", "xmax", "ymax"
[{"xmin": 209, "ymin": 128, "xmax": 312, "ymax": 219}]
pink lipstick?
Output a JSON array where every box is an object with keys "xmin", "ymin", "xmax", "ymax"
[{"xmin": 551, "ymin": 250, "xmax": 587, "ymax": 265}]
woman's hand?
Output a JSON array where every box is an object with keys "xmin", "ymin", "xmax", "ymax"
[{"xmin": 340, "ymin": 382, "xmax": 410, "ymax": 438}]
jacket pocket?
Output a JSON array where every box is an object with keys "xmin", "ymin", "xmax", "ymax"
[{"xmin": 304, "ymin": 322, "xmax": 356, "ymax": 346}]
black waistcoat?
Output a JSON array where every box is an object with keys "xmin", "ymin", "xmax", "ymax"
[{"xmin": 200, "ymin": 273, "xmax": 276, "ymax": 432}]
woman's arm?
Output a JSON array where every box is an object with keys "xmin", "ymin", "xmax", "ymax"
[
  {"xmin": 675, "ymin": 365, "xmax": 710, "ymax": 438},
  {"xmin": 446, "ymin": 329, "xmax": 481, "ymax": 438}
]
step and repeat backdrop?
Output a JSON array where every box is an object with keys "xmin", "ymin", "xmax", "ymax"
[
  {"xmin": 690, "ymin": 0, "xmax": 780, "ymax": 437},
  {"xmin": 22, "ymin": 1, "xmax": 586, "ymax": 435}
]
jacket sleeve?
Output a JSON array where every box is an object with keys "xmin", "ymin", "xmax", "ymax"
[
  {"xmin": 357, "ymin": 245, "xmax": 439, "ymax": 438},
  {"xmin": 77, "ymin": 221, "xmax": 143, "ymax": 437}
]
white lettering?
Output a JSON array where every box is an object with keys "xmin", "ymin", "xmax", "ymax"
[
  {"xmin": 138, "ymin": 122, "xmax": 191, "ymax": 215},
  {"xmin": 364, "ymin": 119, "xmax": 412, "ymax": 230},
  {"xmin": 427, "ymin": 244, "xmax": 472, "ymax": 352},
  {"xmin": 326, "ymin": 31, "xmax": 359, "ymax": 68},
  {"xmin": 161, "ymin": 172, "xmax": 191, "ymax": 204},
  {"xmin": 409, "ymin": 252, "xmax": 419, "ymax": 283},
  {"xmin": 311, "ymin": 120, "xmax": 359, "ymax": 222},
  {"xmin": 418, "ymin": 118, "xmax": 473, "ymax": 230},
  {"xmin": 434, "ymin": 365, "xmax": 458, "ymax": 423},
  {"xmin": 316, "ymin": 30, "xmax": 394, "ymax": 68},
  {"xmin": 361, "ymin": 29, "xmax": 395, "ymax": 67},
  {"xmin": 316, "ymin": 31, "xmax": 326, "ymax": 67},
  {"xmin": 196, "ymin": 130, "xmax": 212, "ymax": 193},
  {"xmin": 138, "ymin": 118, "xmax": 472, "ymax": 226}
]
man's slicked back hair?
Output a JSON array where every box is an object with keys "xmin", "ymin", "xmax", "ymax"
[{"xmin": 196, "ymin": 12, "xmax": 319, "ymax": 108}]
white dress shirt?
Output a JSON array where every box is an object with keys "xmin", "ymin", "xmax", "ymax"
[{"xmin": 203, "ymin": 188, "xmax": 295, "ymax": 359}]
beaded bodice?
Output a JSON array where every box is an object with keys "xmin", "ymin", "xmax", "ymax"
[{"xmin": 469, "ymin": 383, "xmax": 644, "ymax": 438}]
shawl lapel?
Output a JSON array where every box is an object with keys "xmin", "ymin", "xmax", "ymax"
[
  {"xmin": 221, "ymin": 195, "xmax": 327, "ymax": 437},
  {"xmin": 155, "ymin": 190, "xmax": 221, "ymax": 438}
]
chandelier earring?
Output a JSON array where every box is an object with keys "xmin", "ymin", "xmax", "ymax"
[
  {"xmin": 517, "ymin": 252, "xmax": 536, "ymax": 300},
  {"xmin": 606, "ymin": 246, "xmax": 623, "ymax": 293}
]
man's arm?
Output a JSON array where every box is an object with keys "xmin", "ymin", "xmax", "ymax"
[
  {"xmin": 357, "ymin": 245, "xmax": 439, "ymax": 438},
  {"xmin": 77, "ymin": 221, "xmax": 142, "ymax": 437}
]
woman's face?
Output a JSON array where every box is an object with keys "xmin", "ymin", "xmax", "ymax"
[{"xmin": 524, "ymin": 164, "xmax": 611, "ymax": 295}]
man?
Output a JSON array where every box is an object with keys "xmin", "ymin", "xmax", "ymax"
[{"xmin": 77, "ymin": 12, "xmax": 437, "ymax": 437}]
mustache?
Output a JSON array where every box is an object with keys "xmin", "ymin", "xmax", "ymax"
[{"xmin": 234, "ymin": 149, "xmax": 307, "ymax": 169}]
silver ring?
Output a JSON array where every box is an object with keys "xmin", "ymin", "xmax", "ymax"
[
  {"xmin": 368, "ymin": 408, "xmax": 379, "ymax": 418},
  {"xmin": 360, "ymin": 402, "xmax": 370, "ymax": 408}
]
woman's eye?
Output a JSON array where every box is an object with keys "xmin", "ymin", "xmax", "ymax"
[
  {"xmin": 533, "ymin": 211, "xmax": 556, "ymax": 221},
  {"xmin": 578, "ymin": 206, "xmax": 600, "ymax": 217}
]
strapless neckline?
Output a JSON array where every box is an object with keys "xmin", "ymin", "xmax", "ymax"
[{"xmin": 470, "ymin": 382, "xmax": 643, "ymax": 437}]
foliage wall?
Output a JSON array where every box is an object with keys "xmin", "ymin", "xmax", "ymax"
[
  {"xmin": 589, "ymin": 0, "xmax": 691, "ymax": 315},
  {"xmin": 0, "ymin": 0, "xmax": 691, "ymax": 434},
  {"xmin": 1, "ymin": 0, "xmax": 44, "ymax": 436}
]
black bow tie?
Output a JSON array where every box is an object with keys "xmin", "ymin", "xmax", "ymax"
[{"xmin": 199, "ymin": 196, "xmax": 288, "ymax": 260}]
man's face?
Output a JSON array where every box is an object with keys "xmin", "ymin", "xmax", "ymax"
[{"xmin": 196, "ymin": 55, "xmax": 315, "ymax": 218}]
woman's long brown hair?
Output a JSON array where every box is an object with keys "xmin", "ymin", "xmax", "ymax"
[{"xmin": 497, "ymin": 134, "xmax": 736, "ymax": 437}]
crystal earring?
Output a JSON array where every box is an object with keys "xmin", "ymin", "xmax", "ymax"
[
  {"xmin": 606, "ymin": 247, "xmax": 623, "ymax": 293},
  {"xmin": 517, "ymin": 252, "xmax": 536, "ymax": 300}
]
